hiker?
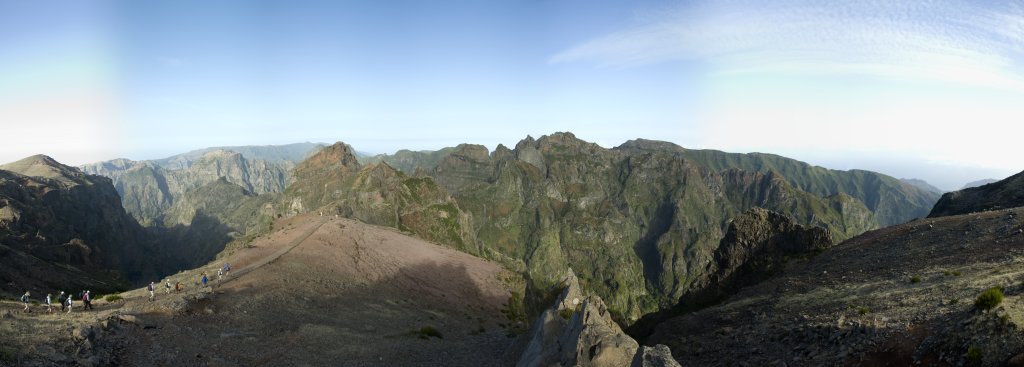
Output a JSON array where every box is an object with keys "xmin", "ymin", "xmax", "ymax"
[
  {"xmin": 83, "ymin": 290, "xmax": 93, "ymax": 310},
  {"xmin": 175, "ymin": 281, "xmax": 181, "ymax": 292},
  {"xmin": 45, "ymin": 293, "xmax": 53, "ymax": 313},
  {"xmin": 58, "ymin": 291, "xmax": 66, "ymax": 312},
  {"xmin": 66, "ymin": 294, "xmax": 73, "ymax": 313},
  {"xmin": 21, "ymin": 291, "xmax": 30, "ymax": 313},
  {"xmin": 217, "ymin": 267, "xmax": 224, "ymax": 280},
  {"xmin": 201, "ymin": 272, "xmax": 209, "ymax": 287},
  {"xmin": 165, "ymin": 280, "xmax": 171, "ymax": 294},
  {"xmin": 148, "ymin": 282, "xmax": 156, "ymax": 300},
  {"xmin": 224, "ymin": 263, "xmax": 231, "ymax": 277}
]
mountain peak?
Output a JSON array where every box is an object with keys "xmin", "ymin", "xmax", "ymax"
[
  {"xmin": 0, "ymin": 154, "xmax": 87, "ymax": 185},
  {"xmin": 293, "ymin": 142, "xmax": 361, "ymax": 176}
]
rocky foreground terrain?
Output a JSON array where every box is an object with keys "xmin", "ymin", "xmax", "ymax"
[
  {"xmin": 646, "ymin": 207, "xmax": 1024, "ymax": 366},
  {"xmin": 1, "ymin": 214, "xmax": 526, "ymax": 366}
]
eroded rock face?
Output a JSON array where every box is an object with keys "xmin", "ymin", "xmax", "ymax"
[{"xmin": 517, "ymin": 269, "xmax": 680, "ymax": 367}]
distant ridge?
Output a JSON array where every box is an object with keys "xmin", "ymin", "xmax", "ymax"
[
  {"xmin": 961, "ymin": 178, "xmax": 998, "ymax": 189},
  {"xmin": 929, "ymin": 170, "xmax": 1024, "ymax": 217},
  {"xmin": 901, "ymin": 178, "xmax": 944, "ymax": 195}
]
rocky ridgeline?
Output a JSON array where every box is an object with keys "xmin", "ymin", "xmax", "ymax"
[
  {"xmin": 930, "ymin": 169, "xmax": 1024, "ymax": 218},
  {"xmin": 517, "ymin": 269, "xmax": 680, "ymax": 367}
]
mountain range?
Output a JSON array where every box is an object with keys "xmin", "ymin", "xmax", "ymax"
[{"xmin": 6, "ymin": 132, "xmax": 1024, "ymax": 366}]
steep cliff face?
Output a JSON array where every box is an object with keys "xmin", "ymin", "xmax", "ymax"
[
  {"xmin": 680, "ymin": 207, "xmax": 831, "ymax": 308},
  {"xmin": 0, "ymin": 156, "xmax": 160, "ymax": 294},
  {"xmin": 929, "ymin": 170, "xmax": 1024, "ymax": 217},
  {"xmin": 82, "ymin": 148, "xmax": 302, "ymax": 227}
]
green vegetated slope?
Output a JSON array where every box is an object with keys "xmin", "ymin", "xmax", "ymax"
[
  {"xmin": 929, "ymin": 170, "xmax": 1024, "ymax": 218},
  {"xmin": 617, "ymin": 139, "xmax": 940, "ymax": 226},
  {"xmin": 274, "ymin": 133, "xmax": 940, "ymax": 322},
  {"xmin": 421, "ymin": 133, "xmax": 882, "ymax": 321}
]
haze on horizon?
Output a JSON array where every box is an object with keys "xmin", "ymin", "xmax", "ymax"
[{"xmin": 2, "ymin": 0, "xmax": 1022, "ymax": 191}]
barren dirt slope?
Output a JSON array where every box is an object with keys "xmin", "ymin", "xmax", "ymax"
[
  {"xmin": 648, "ymin": 208, "xmax": 1024, "ymax": 366},
  {"xmin": 1, "ymin": 213, "xmax": 524, "ymax": 366}
]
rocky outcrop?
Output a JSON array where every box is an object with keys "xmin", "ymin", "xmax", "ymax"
[
  {"xmin": 684, "ymin": 207, "xmax": 832, "ymax": 306},
  {"xmin": 282, "ymin": 143, "xmax": 479, "ymax": 255},
  {"xmin": 517, "ymin": 269, "xmax": 680, "ymax": 367},
  {"xmin": 929, "ymin": 170, "xmax": 1024, "ymax": 217}
]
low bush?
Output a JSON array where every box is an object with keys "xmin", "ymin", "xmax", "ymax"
[
  {"xmin": 417, "ymin": 326, "xmax": 443, "ymax": 339},
  {"xmin": 105, "ymin": 294, "xmax": 123, "ymax": 302},
  {"xmin": 975, "ymin": 287, "xmax": 1004, "ymax": 310}
]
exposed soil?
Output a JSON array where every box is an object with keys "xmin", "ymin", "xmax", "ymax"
[{"xmin": 1, "ymin": 214, "xmax": 525, "ymax": 366}]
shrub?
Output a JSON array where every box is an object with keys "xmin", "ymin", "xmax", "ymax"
[
  {"xmin": 857, "ymin": 306, "xmax": 870, "ymax": 315},
  {"xmin": 965, "ymin": 345, "xmax": 982, "ymax": 364},
  {"xmin": 949, "ymin": 298, "xmax": 959, "ymax": 305},
  {"xmin": 417, "ymin": 326, "xmax": 443, "ymax": 339},
  {"xmin": 975, "ymin": 287, "xmax": 1004, "ymax": 310},
  {"xmin": 910, "ymin": 276, "xmax": 921, "ymax": 283},
  {"xmin": 105, "ymin": 294, "xmax": 123, "ymax": 302}
]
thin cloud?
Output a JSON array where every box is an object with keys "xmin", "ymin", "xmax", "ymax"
[{"xmin": 550, "ymin": 0, "xmax": 1024, "ymax": 90}]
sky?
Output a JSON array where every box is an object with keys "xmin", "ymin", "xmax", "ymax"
[{"xmin": 1, "ymin": 0, "xmax": 1022, "ymax": 190}]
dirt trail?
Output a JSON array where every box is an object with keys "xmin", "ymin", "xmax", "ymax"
[{"xmin": 219, "ymin": 216, "xmax": 327, "ymax": 285}]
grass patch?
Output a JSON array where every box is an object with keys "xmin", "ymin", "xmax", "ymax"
[
  {"xmin": 857, "ymin": 306, "xmax": 870, "ymax": 315},
  {"xmin": 105, "ymin": 294, "xmax": 123, "ymax": 302},
  {"xmin": 975, "ymin": 286, "xmax": 1004, "ymax": 311},
  {"xmin": 910, "ymin": 276, "xmax": 921, "ymax": 284},
  {"xmin": 949, "ymin": 298, "xmax": 959, "ymax": 305},
  {"xmin": 559, "ymin": 307, "xmax": 576, "ymax": 320},
  {"xmin": 416, "ymin": 326, "xmax": 443, "ymax": 339}
]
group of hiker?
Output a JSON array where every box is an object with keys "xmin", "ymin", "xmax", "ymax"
[
  {"xmin": 16, "ymin": 263, "xmax": 234, "ymax": 311},
  {"xmin": 145, "ymin": 262, "xmax": 232, "ymax": 301},
  {"xmin": 19, "ymin": 290, "xmax": 93, "ymax": 314}
]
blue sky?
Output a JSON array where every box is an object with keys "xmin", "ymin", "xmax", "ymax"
[{"xmin": 1, "ymin": 0, "xmax": 1022, "ymax": 190}]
